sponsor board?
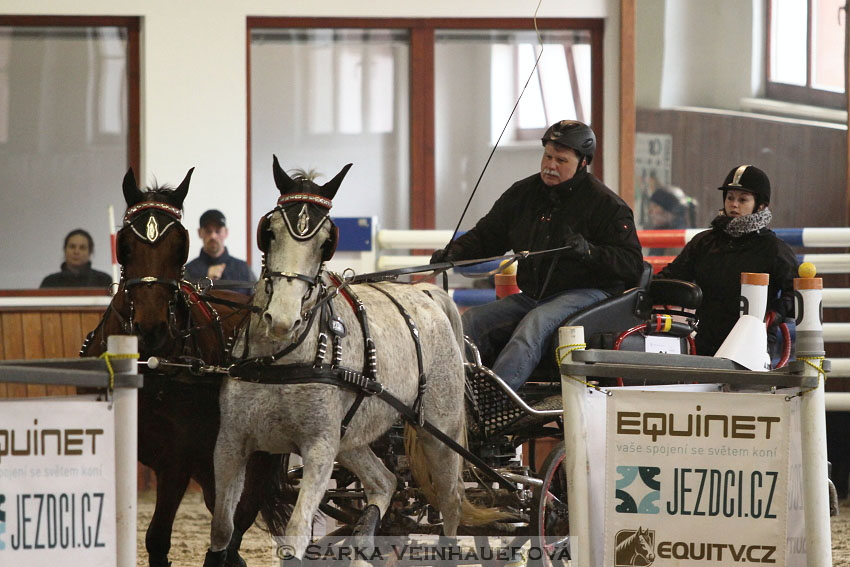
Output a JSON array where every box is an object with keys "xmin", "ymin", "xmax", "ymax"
[
  {"xmin": 0, "ymin": 398, "xmax": 116, "ymax": 567},
  {"xmin": 604, "ymin": 390, "xmax": 789, "ymax": 566}
]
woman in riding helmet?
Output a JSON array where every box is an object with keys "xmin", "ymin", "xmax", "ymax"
[{"xmin": 655, "ymin": 165, "xmax": 798, "ymax": 356}]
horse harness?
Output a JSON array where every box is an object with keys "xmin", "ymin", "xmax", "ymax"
[
  {"xmin": 229, "ymin": 270, "xmax": 512, "ymax": 489},
  {"xmin": 81, "ymin": 201, "xmax": 229, "ymax": 361},
  {"xmin": 229, "ymin": 270, "xmax": 427, "ymax": 428}
]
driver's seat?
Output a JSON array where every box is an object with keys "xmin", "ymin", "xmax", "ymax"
[{"xmin": 528, "ymin": 262, "xmax": 654, "ymax": 381}]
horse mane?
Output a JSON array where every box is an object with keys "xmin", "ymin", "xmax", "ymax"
[
  {"xmin": 134, "ymin": 180, "xmax": 188, "ymax": 209},
  {"xmin": 288, "ymin": 168, "xmax": 321, "ymax": 182},
  {"xmin": 615, "ymin": 528, "xmax": 643, "ymax": 554}
]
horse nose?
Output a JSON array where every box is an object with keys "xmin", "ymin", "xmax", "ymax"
[{"xmin": 261, "ymin": 311, "xmax": 301, "ymax": 339}]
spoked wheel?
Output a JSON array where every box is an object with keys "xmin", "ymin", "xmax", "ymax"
[{"xmin": 529, "ymin": 443, "xmax": 570, "ymax": 566}]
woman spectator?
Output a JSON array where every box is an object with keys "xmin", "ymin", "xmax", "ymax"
[
  {"xmin": 655, "ymin": 165, "xmax": 797, "ymax": 356},
  {"xmin": 40, "ymin": 229, "xmax": 113, "ymax": 288}
]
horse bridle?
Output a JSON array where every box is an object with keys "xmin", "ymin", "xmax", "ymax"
[
  {"xmin": 257, "ymin": 192, "xmax": 338, "ymax": 319},
  {"xmin": 116, "ymin": 201, "xmax": 189, "ymax": 336}
]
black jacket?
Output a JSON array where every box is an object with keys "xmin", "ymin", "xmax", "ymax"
[
  {"xmin": 185, "ymin": 248, "xmax": 256, "ymax": 294},
  {"xmin": 656, "ymin": 222, "xmax": 798, "ymax": 356},
  {"xmin": 40, "ymin": 262, "xmax": 113, "ymax": 289},
  {"xmin": 449, "ymin": 171, "xmax": 644, "ymax": 299}
]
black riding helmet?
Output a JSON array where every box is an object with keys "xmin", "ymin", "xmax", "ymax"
[
  {"xmin": 541, "ymin": 120, "xmax": 596, "ymax": 165},
  {"xmin": 718, "ymin": 164, "xmax": 771, "ymax": 208}
]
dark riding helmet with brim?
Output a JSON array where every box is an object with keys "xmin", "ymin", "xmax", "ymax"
[
  {"xmin": 718, "ymin": 164, "xmax": 771, "ymax": 207},
  {"xmin": 541, "ymin": 120, "xmax": 596, "ymax": 164}
]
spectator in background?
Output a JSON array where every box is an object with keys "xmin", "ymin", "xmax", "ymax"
[
  {"xmin": 646, "ymin": 185, "xmax": 696, "ymax": 256},
  {"xmin": 40, "ymin": 229, "xmax": 113, "ymax": 289},
  {"xmin": 185, "ymin": 209, "xmax": 256, "ymax": 294}
]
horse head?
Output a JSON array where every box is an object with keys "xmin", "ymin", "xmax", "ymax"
[
  {"xmin": 634, "ymin": 527, "xmax": 655, "ymax": 565},
  {"xmin": 255, "ymin": 155, "xmax": 351, "ymax": 340},
  {"xmin": 115, "ymin": 167, "xmax": 193, "ymax": 354}
]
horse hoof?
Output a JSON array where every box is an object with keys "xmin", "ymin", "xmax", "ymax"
[
  {"xmin": 148, "ymin": 555, "xmax": 171, "ymax": 567},
  {"xmin": 203, "ymin": 549, "xmax": 228, "ymax": 567},
  {"xmin": 224, "ymin": 551, "xmax": 247, "ymax": 567}
]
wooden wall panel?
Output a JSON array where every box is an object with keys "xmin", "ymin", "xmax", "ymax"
[
  {"xmin": 40, "ymin": 312, "xmax": 69, "ymax": 396},
  {"xmin": 0, "ymin": 313, "xmax": 6, "ymax": 398},
  {"xmin": 21, "ymin": 313, "xmax": 47, "ymax": 397},
  {"xmin": 636, "ymin": 108, "xmax": 847, "ymax": 229},
  {"xmin": 0, "ymin": 307, "xmax": 106, "ymax": 398},
  {"xmin": 2, "ymin": 313, "xmax": 28, "ymax": 398}
]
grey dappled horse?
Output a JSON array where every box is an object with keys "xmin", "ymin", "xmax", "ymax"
[{"xmin": 204, "ymin": 157, "xmax": 473, "ymax": 565}]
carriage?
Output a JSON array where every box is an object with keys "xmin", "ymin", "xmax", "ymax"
[{"xmin": 91, "ymin": 158, "xmax": 747, "ymax": 567}]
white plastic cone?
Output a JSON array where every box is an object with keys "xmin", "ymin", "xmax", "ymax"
[{"xmin": 713, "ymin": 314, "xmax": 770, "ymax": 371}]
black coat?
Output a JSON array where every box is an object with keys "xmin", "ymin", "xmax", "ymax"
[
  {"xmin": 185, "ymin": 248, "xmax": 256, "ymax": 294},
  {"xmin": 40, "ymin": 262, "xmax": 113, "ymax": 289},
  {"xmin": 656, "ymin": 223, "xmax": 798, "ymax": 356},
  {"xmin": 449, "ymin": 170, "xmax": 644, "ymax": 299}
]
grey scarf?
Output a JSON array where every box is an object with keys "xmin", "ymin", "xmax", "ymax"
[{"xmin": 711, "ymin": 208, "xmax": 772, "ymax": 237}]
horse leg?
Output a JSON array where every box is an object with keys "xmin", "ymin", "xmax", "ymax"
[
  {"xmin": 336, "ymin": 448, "xmax": 397, "ymax": 567},
  {"xmin": 193, "ymin": 462, "xmax": 251, "ymax": 567},
  {"xmin": 278, "ymin": 441, "xmax": 338, "ymax": 561},
  {"xmin": 205, "ymin": 443, "xmax": 250, "ymax": 567},
  {"xmin": 415, "ymin": 429, "xmax": 464, "ymax": 536},
  {"xmin": 225, "ymin": 452, "xmax": 279, "ymax": 567},
  {"xmin": 146, "ymin": 466, "xmax": 193, "ymax": 567}
]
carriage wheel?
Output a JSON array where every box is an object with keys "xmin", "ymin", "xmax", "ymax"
[{"xmin": 529, "ymin": 443, "xmax": 570, "ymax": 566}]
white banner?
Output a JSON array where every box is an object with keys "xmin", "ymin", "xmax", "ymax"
[
  {"xmin": 0, "ymin": 398, "xmax": 116, "ymax": 567},
  {"xmin": 604, "ymin": 389, "xmax": 790, "ymax": 566}
]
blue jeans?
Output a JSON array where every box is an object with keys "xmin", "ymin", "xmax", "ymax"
[{"xmin": 462, "ymin": 289, "xmax": 609, "ymax": 390}]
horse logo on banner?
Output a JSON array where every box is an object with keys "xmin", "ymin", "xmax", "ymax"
[{"xmin": 614, "ymin": 527, "xmax": 656, "ymax": 566}]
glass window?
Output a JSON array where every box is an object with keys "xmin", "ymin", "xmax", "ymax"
[
  {"xmin": 435, "ymin": 29, "xmax": 595, "ymax": 229},
  {"xmin": 0, "ymin": 19, "xmax": 138, "ymax": 289},
  {"xmin": 767, "ymin": 0, "xmax": 846, "ymax": 108},
  {"xmin": 248, "ymin": 18, "xmax": 602, "ymax": 251},
  {"xmin": 250, "ymin": 28, "xmax": 410, "ymax": 275}
]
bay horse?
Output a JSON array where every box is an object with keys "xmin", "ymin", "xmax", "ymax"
[
  {"xmin": 82, "ymin": 168, "xmax": 290, "ymax": 567},
  {"xmin": 204, "ymin": 156, "xmax": 490, "ymax": 566}
]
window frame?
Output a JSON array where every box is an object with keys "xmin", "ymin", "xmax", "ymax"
[
  {"xmin": 0, "ymin": 15, "xmax": 141, "ymax": 172},
  {"xmin": 765, "ymin": 0, "xmax": 847, "ymax": 110},
  {"xmin": 247, "ymin": 17, "xmax": 604, "ymax": 237}
]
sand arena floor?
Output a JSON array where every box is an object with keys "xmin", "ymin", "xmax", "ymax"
[{"xmin": 136, "ymin": 491, "xmax": 850, "ymax": 567}]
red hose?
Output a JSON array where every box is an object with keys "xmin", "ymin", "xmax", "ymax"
[
  {"xmin": 763, "ymin": 312, "xmax": 792, "ymax": 368},
  {"xmin": 614, "ymin": 324, "xmax": 646, "ymax": 386},
  {"xmin": 777, "ymin": 322, "xmax": 791, "ymax": 368}
]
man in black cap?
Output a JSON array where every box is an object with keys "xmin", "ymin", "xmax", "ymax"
[
  {"xmin": 185, "ymin": 209, "xmax": 256, "ymax": 294},
  {"xmin": 430, "ymin": 120, "xmax": 643, "ymax": 391}
]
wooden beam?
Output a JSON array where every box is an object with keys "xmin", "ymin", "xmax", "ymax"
[
  {"xmin": 410, "ymin": 27, "xmax": 436, "ymax": 230},
  {"xmin": 619, "ymin": 0, "xmax": 637, "ymax": 207},
  {"xmin": 845, "ymin": 0, "xmax": 850, "ymax": 225}
]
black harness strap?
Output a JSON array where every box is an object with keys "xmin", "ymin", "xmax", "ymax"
[
  {"xmin": 195, "ymin": 292, "xmax": 264, "ymax": 314},
  {"xmin": 369, "ymin": 283, "xmax": 427, "ymax": 426},
  {"xmin": 337, "ymin": 285, "xmax": 375, "ymax": 437}
]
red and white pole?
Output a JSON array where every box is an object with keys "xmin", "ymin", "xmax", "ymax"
[{"xmin": 108, "ymin": 204, "xmax": 119, "ymax": 284}]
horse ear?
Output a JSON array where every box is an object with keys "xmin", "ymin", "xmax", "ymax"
[
  {"xmin": 272, "ymin": 155, "xmax": 297, "ymax": 194},
  {"xmin": 122, "ymin": 168, "xmax": 145, "ymax": 206},
  {"xmin": 320, "ymin": 163, "xmax": 353, "ymax": 200},
  {"xmin": 172, "ymin": 167, "xmax": 194, "ymax": 207}
]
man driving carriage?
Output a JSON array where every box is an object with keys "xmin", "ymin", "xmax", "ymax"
[{"xmin": 431, "ymin": 120, "xmax": 644, "ymax": 390}]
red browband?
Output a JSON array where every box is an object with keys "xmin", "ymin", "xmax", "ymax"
[
  {"xmin": 123, "ymin": 202, "xmax": 183, "ymax": 224},
  {"xmin": 277, "ymin": 193, "xmax": 333, "ymax": 210}
]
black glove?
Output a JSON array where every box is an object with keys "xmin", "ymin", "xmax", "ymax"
[
  {"xmin": 563, "ymin": 233, "xmax": 591, "ymax": 260},
  {"xmin": 430, "ymin": 247, "xmax": 453, "ymax": 265}
]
